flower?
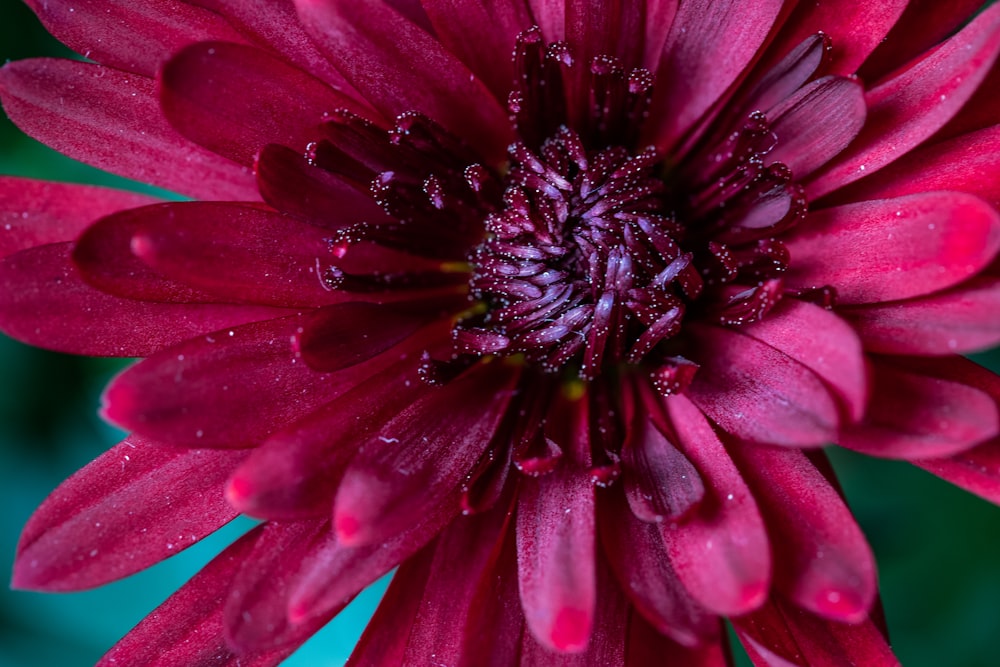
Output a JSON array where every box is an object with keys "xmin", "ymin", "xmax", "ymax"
[{"xmin": 3, "ymin": 0, "xmax": 1000, "ymax": 665}]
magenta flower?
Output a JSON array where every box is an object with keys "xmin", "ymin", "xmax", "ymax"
[{"xmin": 4, "ymin": 0, "xmax": 1000, "ymax": 664}]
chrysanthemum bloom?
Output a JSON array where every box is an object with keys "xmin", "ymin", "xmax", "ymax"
[{"xmin": 4, "ymin": 0, "xmax": 1000, "ymax": 664}]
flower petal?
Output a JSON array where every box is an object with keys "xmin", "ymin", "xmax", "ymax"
[
  {"xmin": 0, "ymin": 177, "xmax": 156, "ymax": 260},
  {"xmin": 255, "ymin": 143, "xmax": 391, "ymax": 229},
  {"xmin": 840, "ymin": 357, "xmax": 1000, "ymax": 460},
  {"xmin": 0, "ymin": 59, "xmax": 257, "ymax": 200},
  {"xmin": 734, "ymin": 597, "xmax": 899, "ymax": 667},
  {"xmin": 766, "ymin": 76, "xmax": 866, "ymax": 181},
  {"xmin": 333, "ymin": 361, "xmax": 520, "ymax": 546},
  {"xmin": 420, "ymin": 0, "xmax": 533, "ymax": 100},
  {"xmin": 599, "ymin": 486, "xmax": 718, "ymax": 647},
  {"xmin": 13, "ymin": 436, "xmax": 244, "ymax": 592},
  {"xmin": 785, "ymin": 192, "xmax": 1000, "ymax": 305},
  {"xmin": 0, "ymin": 243, "xmax": 287, "ymax": 356},
  {"xmin": 686, "ymin": 324, "xmax": 840, "ymax": 447},
  {"xmin": 914, "ymin": 438, "xmax": 1000, "ymax": 507},
  {"xmin": 807, "ymin": 4, "xmax": 1000, "ymax": 199},
  {"xmin": 294, "ymin": 0, "xmax": 512, "ymax": 162},
  {"xmin": 646, "ymin": 0, "xmax": 784, "ymax": 151},
  {"xmin": 661, "ymin": 394, "xmax": 771, "ymax": 616},
  {"xmin": 846, "ymin": 276, "xmax": 1000, "ymax": 356},
  {"xmin": 96, "ymin": 525, "xmax": 305, "ymax": 667},
  {"xmin": 732, "ymin": 447, "xmax": 876, "ymax": 622},
  {"xmin": 834, "ymin": 125, "xmax": 1000, "ymax": 210},
  {"xmin": 129, "ymin": 202, "xmax": 348, "ymax": 307},
  {"xmin": 101, "ymin": 315, "xmax": 353, "ymax": 447},
  {"xmin": 226, "ymin": 355, "xmax": 432, "ymax": 520},
  {"xmin": 740, "ymin": 299, "xmax": 867, "ymax": 422},
  {"xmin": 160, "ymin": 41, "xmax": 367, "ymax": 166},
  {"xmin": 224, "ymin": 519, "xmax": 333, "ymax": 652},
  {"xmin": 24, "ymin": 0, "xmax": 244, "ymax": 77}
]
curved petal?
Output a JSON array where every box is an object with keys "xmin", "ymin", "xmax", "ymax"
[
  {"xmin": 0, "ymin": 59, "xmax": 257, "ymax": 200},
  {"xmin": 160, "ymin": 41, "xmax": 368, "ymax": 166},
  {"xmin": 686, "ymin": 324, "xmax": 840, "ymax": 447},
  {"xmin": 13, "ymin": 436, "xmax": 245, "ymax": 592},
  {"xmin": 839, "ymin": 357, "xmax": 1000, "ymax": 460},
  {"xmin": 732, "ymin": 446, "xmax": 876, "ymax": 622},
  {"xmin": 0, "ymin": 243, "xmax": 287, "ymax": 356},
  {"xmin": 24, "ymin": 0, "xmax": 244, "ymax": 77},
  {"xmin": 785, "ymin": 192, "xmax": 1000, "ymax": 305},
  {"xmin": 646, "ymin": 0, "xmax": 784, "ymax": 151},
  {"xmin": 333, "ymin": 361, "xmax": 520, "ymax": 545},
  {"xmin": 662, "ymin": 394, "xmax": 771, "ymax": 616},
  {"xmin": 0, "ymin": 177, "xmax": 157, "ymax": 260},
  {"xmin": 807, "ymin": 5, "xmax": 1000, "ymax": 199},
  {"xmin": 846, "ymin": 276, "xmax": 1000, "ymax": 356},
  {"xmin": 96, "ymin": 525, "xmax": 309, "ymax": 667},
  {"xmin": 914, "ymin": 438, "xmax": 1000, "ymax": 507},
  {"xmin": 294, "ymin": 0, "xmax": 512, "ymax": 162},
  {"xmin": 101, "ymin": 315, "xmax": 356, "ymax": 448}
]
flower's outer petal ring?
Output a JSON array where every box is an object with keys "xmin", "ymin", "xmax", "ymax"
[
  {"xmin": 0, "ymin": 59, "xmax": 258, "ymax": 201},
  {"xmin": 13, "ymin": 436, "xmax": 245, "ymax": 592}
]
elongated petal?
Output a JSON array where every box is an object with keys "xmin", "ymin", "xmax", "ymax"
[
  {"xmin": 686, "ymin": 324, "xmax": 840, "ymax": 447},
  {"xmin": 517, "ymin": 462, "xmax": 597, "ymax": 653},
  {"xmin": 294, "ymin": 0, "xmax": 512, "ymax": 161},
  {"xmin": 129, "ymin": 202, "xmax": 346, "ymax": 307},
  {"xmin": 101, "ymin": 315, "xmax": 353, "ymax": 447},
  {"xmin": 733, "ymin": 446, "xmax": 875, "ymax": 622},
  {"xmin": 96, "ymin": 526, "xmax": 302, "ymax": 667},
  {"xmin": 0, "ymin": 243, "xmax": 286, "ymax": 356},
  {"xmin": 840, "ymin": 358, "xmax": 1000, "ymax": 460},
  {"xmin": 420, "ymin": 0, "xmax": 533, "ymax": 99},
  {"xmin": 807, "ymin": 5, "xmax": 1000, "ymax": 198},
  {"xmin": 333, "ymin": 361, "xmax": 519, "ymax": 545},
  {"xmin": 224, "ymin": 519, "xmax": 332, "ymax": 652},
  {"xmin": 599, "ymin": 487, "xmax": 718, "ymax": 646},
  {"xmin": 785, "ymin": 192, "xmax": 1000, "ymax": 305},
  {"xmin": 255, "ymin": 143, "xmax": 390, "ymax": 229},
  {"xmin": 846, "ymin": 276, "xmax": 1000, "ymax": 355},
  {"xmin": 0, "ymin": 177, "xmax": 156, "ymax": 260},
  {"xmin": 662, "ymin": 394, "xmax": 771, "ymax": 616},
  {"xmin": 914, "ymin": 439, "xmax": 1000, "ymax": 506},
  {"xmin": 0, "ymin": 59, "xmax": 257, "ymax": 200},
  {"xmin": 73, "ymin": 204, "xmax": 220, "ymax": 303},
  {"xmin": 766, "ymin": 76, "xmax": 866, "ymax": 181},
  {"xmin": 161, "ymin": 41, "xmax": 367, "ymax": 166},
  {"xmin": 735, "ymin": 597, "xmax": 899, "ymax": 667},
  {"xmin": 835, "ymin": 125, "xmax": 1000, "ymax": 210},
  {"xmin": 621, "ymin": 413, "xmax": 705, "ymax": 522},
  {"xmin": 740, "ymin": 299, "xmax": 867, "ymax": 421},
  {"xmin": 759, "ymin": 1, "xmax": 906, "ymax": 77},
  {"xmin": 13, "ymin": 436, "xmax": 244, "ymax": 592},
  {"xmin": 647, "ymin": 0, "xmax": 784, "ymax": 150},
  {"xmin": 25, "ymin": 0, "xmax": 244, "ymax": 77},
  {"xmin": 226, "ymin": 355, "xmax": 432, "ymax": 520}
]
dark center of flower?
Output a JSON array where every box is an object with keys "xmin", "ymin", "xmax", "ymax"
[{"xmin": 456, "ymin": 130, "xmax": 700, "ymax": 379}]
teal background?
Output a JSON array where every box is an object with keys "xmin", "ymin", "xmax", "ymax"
[{"xmin": 2, "ymin": 2, "xmax": 1000, "ymax": 665}]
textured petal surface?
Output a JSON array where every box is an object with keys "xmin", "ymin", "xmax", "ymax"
[
  {"xmin": 13, "ymin": 436, "xmax": 244, "ymax": 592},
  {"xmin": 807, "ymin": 5, "xmax": 1000, "ymax": 198},
  {"xmin": 294, "ymin": 0, "xmax": 512, "ymax": 161},
  {"xmin": 663, "ymin": 394, "xmax": 771, "ymax": 616},
  {"xmin": 0, "ymin": 243, "xmax": 286, "ymax": 356},
  {"xmin": 161, "ymin": 41, "xmax": 367, "ymax": 166},
  {"xmin": 915, "ymin": 439, "xmax": 1000, "ymax": 506},
  {"xmin": 0, "ymin": 177, "xmax": 156, "ymax": 260},
  {"xmin": 0, "ymin": 59, "xmax": 257, "ymax": 200},
  {"xmin": 732, "ymin": 447, "xmax": 875, "ymax": 622},
  {"xmin": 686, "ymin": 324, "xmax": 840, "ymax": 446},
  {"xmin": 785, "ymin": 192, "xmax": 1000, "ymax": 305}
]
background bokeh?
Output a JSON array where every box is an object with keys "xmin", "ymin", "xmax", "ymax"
[{"xmin": 2, "ymin": 2, "xmax": 1000, "ymax": 666}]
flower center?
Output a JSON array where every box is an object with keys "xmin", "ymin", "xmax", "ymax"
[{"xmin": 456, "ymin": 129, "xmax": 701, "ymax": 378}]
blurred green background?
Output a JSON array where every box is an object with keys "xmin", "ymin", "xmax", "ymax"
[{"xmin": 2, "ymin": 2, "xmax": 1000, "ymax": 666}]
